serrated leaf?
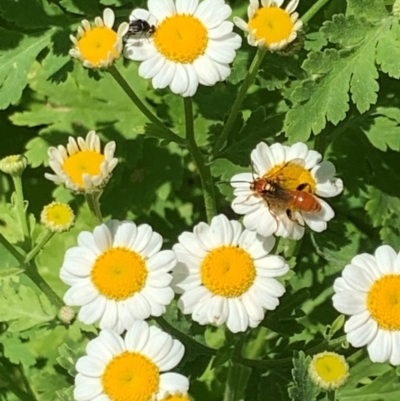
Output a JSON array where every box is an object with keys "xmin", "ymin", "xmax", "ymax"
[
  {"xmin": 25, "ymin": 136, "xmax": 51, "ymax": 168},
  {"xmin": 0, "ymin": 332, "xmax": 36, "ymax": 366},
  {"xmin": 0, "ymin": 29, "xmax": 54, "ymax": 110},
  {"xmin": 362, "ymin": 115, "xmax": 400, "ymax": 151},
  {"xmin": 56, "ymin": 386, "xmax": 74, "ymax": 401},
  {"xmin": 346, "ymin": 0, "xmax": 388, "ymax": 22},
  {"xmin": 304, "ymin": 32, "xmax": 328, "ymax": 52},
  {"xmin": 57, "ymin": 344, "xmax": 82, "ymax": 377},
  {"xmin": 59, "ymin": 0, "xmax": 99, "ymax": 15},
  {"xmin": 288, "ymin": 351, "xmax": 320, "ymax": 401},
  {"xmin": 284, "ymin": 12, "xmax": 396, "ymax": 142},
  {"xmin": 376, "ymin": 21, "xmax": 400, "ymax": 79},
  {"xmin": 0, "ymin": 282, "xmax": 56, "ymax": 332}
]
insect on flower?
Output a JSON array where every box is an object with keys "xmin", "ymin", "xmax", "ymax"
[
  {"xmin": 125, "ymin": 18, "xmax": 156, "ymax": 40},
  {"xmin": 242, "ymin": 159, "xmax": 321, "ymax": 225}
]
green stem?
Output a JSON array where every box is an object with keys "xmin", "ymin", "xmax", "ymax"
[
  {"xmin": 240, "ymin": 335, "xmax": 347, "ymax": 368},
  {"xmin": 11, "ymin": 175, "xmax": 31, "ymax": 247},
  {"xmin": 246, "ymin": 327, "xmax": 268, "ymax": 359},
  {"xmin": 153, "ymin": 316, "xmax": 216, "ymax": 355},
  {"xmin": 327, "ymin": 390, "xmax": 336, "ymax": 401},
  {"xmin": 25, "ymin": 231, "xmax": 54, "ymax": 263},
  {"xmin": 302, "ymin": 0, "xmax": 332, "ymax": 24},
  {"xmin": 0, "ymin": 233, "xmax": 25, "ymax": 265},
  {"xmin": 108, "ymin": 65, "xmax": 184, "ymax": 145},
  {"xmin": 0, "ymin": 362, "xmax": 37, "ymax": 401},
  {"xmin": 16, "ymin": 363, "xmax": 38, "ymax": 401},
  {"xmin": 212, "ymin": 48, "xmax": 267, "ymax": 158},
  {"xmin": 25, "ymin": 262, "xmax": 64, "ymax": 309},
  {"xmin": 184, "ymin": 97, "xmax": 217, "ymax": 222},
  {"xmin": 85, "ymin": 191, "xmax": 103, "ymax": 223}
]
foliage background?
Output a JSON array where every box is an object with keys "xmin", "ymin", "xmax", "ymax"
[{"xmin": 1, "ymin": 0, "xmax": 400, "ymax": 400}]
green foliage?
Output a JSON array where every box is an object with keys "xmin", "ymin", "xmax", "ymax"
[
  {"xmin": 288, "ymin": 351, "xmax": 320, "ymax": 401},
  {"xmin": 0, "ymin": 281, "xmax": 56, "ymax": 332},
  {"xmin": 284, "ymin": 0, "xmax": 400, "ymax": 143}
]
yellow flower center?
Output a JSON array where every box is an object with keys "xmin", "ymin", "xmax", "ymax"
[
  {"xmin": 201, "ymin": 246, "xmax": 255, "ymax": 297},
  {"xmin": 367, "ymin": 274, "xmax": 400, "ymax": 330},
  {"xmin": 77, "ymin": 26, "xmax": 118, "ymax": 66},
  {"xmin": 153, "ymin": 15, "xmax": 208, "ymax": 63},
  {"xmin": 310, "ymin": 352, "xmax": 349, "ymax": 390},
  {"xmin": 264, "ymin": 161, "xmax": 316, "ymax": 193},
  {"xmin": 102, "ymin": 351, "xmax": 159, "ymax": 401},
  {"xmin": 42, "ymin": 202, "xmax": 74, "ymax": 229},
  {"xmin": 248, "ymin": 7, "xmax": 294, "ymax": 46},
  {"xmin": 62, "ymin": 150, "xmax": 104, "ymax": 189},
  {"xmin": 91, "ymin": 247, "xmax": 148, "ymax": 300}
]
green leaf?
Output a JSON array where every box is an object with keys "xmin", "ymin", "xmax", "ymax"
[
  {"xmin": 0, "ymin": 29, "xmax": 54, "ymax": 109},
  {"xmin": 288, "ymin": 351, "xmax": 320, "ymax": 401},
  {"xmin": 284, "ymin": 11, "xmax": 397, "ymax": 142},
  {"xmin": 25, "ymin": 136, "xmax": 51, "ymax": 168},
  {"xmin": 365, "ymin": 186, "xmax": 400, "ymax": 248},
  {"xmin": 57, "ymin": 344, "xmax": 82, "ymax": 377},
  {"xmin": 59, "ymin": 0, "xmax": 99, "ymax": 15},
  {"xmin": 346, "ymin": 0, "xmax": 388, "ymax": 22},
  {"xmin": 362, "ymin": 115, "xmax": 400, "ymax": 151},
  {"xmin": 0, "ymin": 282, "xmax": 56, "ymax": 332},
  {"xmin": 56, "ymin": 386, "xmax": 74, "ymax": 401},
  {"xmin": 337, "ymin": 356, "xmax": 400, "ymax": 400},
  {"xmin": 0, "ymin": 332, "xmax": 36, "ymax": 366},
  {"xmin": 0, "ymin": 0, "xmax": 67, "ymax": 28}
]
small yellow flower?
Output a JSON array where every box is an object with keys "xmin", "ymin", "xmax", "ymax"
[
  {"xmin": 41, "ymin": 202, "xmax": 75, "ymax": 233},
  {"xmin": 70, "ymin": 8, "xmax": 129, "ymax": 68},
  {"xmin": 44, "ymin": 131, "xmax": 118, "ymax": 193},
  {"xmin": 234, "ymin": 0, "xmax": 302, "ymax": 50},
  {"xmin": 0, "ymin": 155, "xmax": 27, "ymax": 177},
  {"xmin": 309, "ymin": 352, "xmax": 349, "ymax": 391}
]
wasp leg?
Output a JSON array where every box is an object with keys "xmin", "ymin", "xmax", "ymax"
[
  {"xmin": 297, "ymin": 182, "xmax": 312, "ymax": 192},
  {"xmin": 286, "ymin": 209, "xmax": 305, "ymax": 227}
]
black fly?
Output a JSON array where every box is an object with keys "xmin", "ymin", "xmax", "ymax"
[{"xmin": 126, "ymin": 19, "xmax": 156, "ymax": 40}]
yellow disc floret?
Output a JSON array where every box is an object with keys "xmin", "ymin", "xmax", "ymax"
[
  {"xmin": 77, "ymin": 27, "xmax": 118, "ymax": 67},
  {"xmin": 249, "ymin": 7, "xmax": 294, "ymax": 47},
  {"xmin": 201, "ymin": 246, "xmax": 256, "ymax": 297},
  {"xmin": 41, "ymin": 202, "xmax": 75, "ymax": 232},
  {"xmin": 265, "ymin": 161, "xmax": 316, "ymax": 193},
  {"xmin": 102, "ymin": 351, "xmax": 160, "ymax": 401},
  {"xmin": 309, "ymin": 352, "xmax": 349, "ymax": 390},
  {"xmin": 62, "ymin": 150, "xmax": 105, "ymax": 189},
  {"xmin": 367, "ymin": 274, "xmax": 400, "ymax": 330},
  {"xmin": 153, "ymin": 15, "xmax": 208, "ymax": 63},
  {"xmin": 91, "ymin": 247, "xmax": 148, "ymax": 300}
]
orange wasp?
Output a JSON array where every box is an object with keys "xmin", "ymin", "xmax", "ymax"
[{"xmin": 250, "ymin": 159, "xmax": 321, "ymax": 223}]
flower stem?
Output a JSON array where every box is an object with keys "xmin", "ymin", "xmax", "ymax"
[
  {"xmin": 184, "ymin": 97, "xmax": 217, "ymax": 222},
  {"xmin": 0, "ymin": 232, "xmax": 25, "ymax": 265},
  {"xmin": 302, "ymin": 0, "xmax": 332, "ymax": 24},
  {"xmin": 108, "ymin": 65, "xmax": 184, "ymax": 145},
  {"xmin": 212, "ymin": 48, "xmax": 267, "ymax": 158},
  {"xmin": 246, "ymin": 326, "xmax": 268, "ymax": 359},
  {"xmin": 85, "ymin": 191, "xmax": 103, "ymax": 223},
  {"xmin": 223, "ymin": 335, "xmax": 251, "ymax": 401},
  {"xmin": 0, "ymin": 362, "xmax": 37, "ymax": 401},
  {"xmin": 24, "ymin": 230, "xmax": 54, "ymax": 263},
  {"xmin": 25, "ymin": 261, "xmax": 64, "ymax": 309},
  {"xmin": 11, "ymin": 175, "xmax": 31, "ymax": 247},
  {"xmin": 327, "ymin": 390, "xmax": 336, "ymax": 401},
  {"xmin": 153, "ymin": 316, "xmax": 216, "ymax": 355}
]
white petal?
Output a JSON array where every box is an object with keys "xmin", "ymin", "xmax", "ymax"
[{"xmin": 367, "ymin": 329, "xmax": 392, "ymax": 363}]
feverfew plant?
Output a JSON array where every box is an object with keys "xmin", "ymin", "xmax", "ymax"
[{"xmin": 1, "ymin": 0, "xmax": 400, "ymax": 400}]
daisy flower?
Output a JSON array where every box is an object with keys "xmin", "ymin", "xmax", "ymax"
[
  {"xmin": 44, "ymin": 130, "xmax": 118, "ymax": 193},
  {"xmin": 309, "ymin": 352, "xmax": 349, "ymax": 391},
  {"xmin": 60, "ymin": 220, "xmax": 176, "ymax": 334},
  {"xmin": 333, "ymin": 245, "xmax": 400, "ymax": 366},
  {"xmin": 69, "ymin": 8, "xmax": 129, "ymax": 68},
  {"xmin": 230, "ymin": 142, "xmax": 343, "ymax": 240},
  {"xmin": 172, "ymin": 214, "xmax": 289, "ymax": 333},
  {"xmin": 234, "ymin": 0, "xmax": 302, "ymax": 50},
  {"xmin": 124, "ymin": 0, "xmax": 242, "ymax": 97},
  {"xmin": 74, "ymin": 321, "xmax": 189, "ymax": 401}
]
